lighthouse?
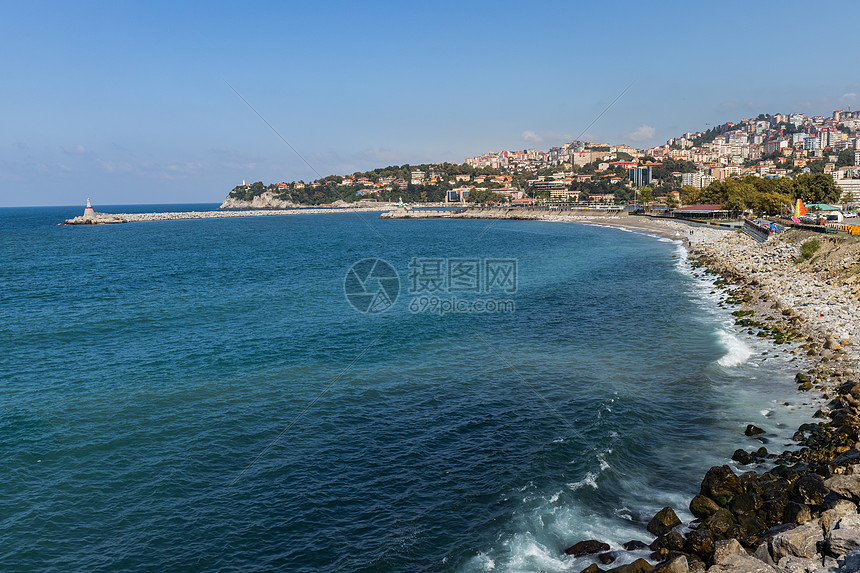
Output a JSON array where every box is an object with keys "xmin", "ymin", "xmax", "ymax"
[{"xmin": 83, "ymin": 198, "xmax": 96, "ymax": 222}]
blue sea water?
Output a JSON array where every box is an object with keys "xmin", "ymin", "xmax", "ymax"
[{"xmin": 0, "ymin": 205, "xmax": 818, "ymax": 572}]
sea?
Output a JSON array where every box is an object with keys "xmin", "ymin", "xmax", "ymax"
[{"xmin": 0, "ymin": 204, "xmax": 820, "ymax": 572}]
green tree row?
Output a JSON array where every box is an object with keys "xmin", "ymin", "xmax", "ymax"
[{"xmin": 680, "ymin": 174, "xmax": 842, "ymax": 214}]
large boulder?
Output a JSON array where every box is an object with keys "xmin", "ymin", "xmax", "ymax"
[
  {"xmin": 565, "ymin": 540, "xmax": 611, "ymax": 557},
  {"xmin": 730, "ymin": 492, "xmax": 763, "ymax": 515},
  {"xmin": 792, "ymin": 473, "xmax": 828, "ymax": 506},
  {"xmin": 819, "ymin": 499, "xmax": 857, "ymax": 533},
  {"xmin": 701, "ymin": 465, "xmax": 743, "ymax": 504},
  {"xmin": 712, "ymin": 538, "xmax": 746, "ymax": 565},
  {"xmin": 650, "ymin": 555, "xmax": 688, "ymax": 573},
  {"xmin": 648, "ymin": 507, "xmax": 681, "ymax": 536},
  {"xmin": 706, "ymin": 552, "xmax": 780, "ymax": 572},
  {"xmin": 760, "ymin": 499, "xmax": 788, "ymax": 526},
  {"xmin": 828, "ymin": 449, "xmax": 860, "ymax": 475},
  {"xmin": 684, "ymin": 528, "xmax": 715, "ymax": 560},
  {"xmin": 824, "ymin": 475, "xmax": 860, "ymax": 502},
  {"xmin": 826, "ymin": 514, "xmax": 860, "ymax": 556},
  {"xmin": 782, "ymin": 501, "xmax": 813, "ymax": 525},
  {"xmin": 690, "ymin": 495, "xmax": 720, "ymax": 519},
  {"xmin": 770, "ymin": 521, "xmax": 824, "ymax": 561},
  {"xmin": 776, "ymin": 555, "xmax": 820, "ymax": 572},
  {"xmin": 735, "ymin": 512, "xmax": 767, "ymax": 538},
  {"xmin": 654, "ymin": 531, "xmax": 685, "ymax": 552},
  {"xmin": 703, "ymin": 509, "xmax": 735, "ymax": 536},
  {"xmin": 759, "ymin": 478, "xmax": 791, "ymax": 501}
]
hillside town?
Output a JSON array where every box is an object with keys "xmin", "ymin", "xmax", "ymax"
[
  {"xmin": 463, "ymin": 109, "xmax": 860, "ymax": 205},
  {"xmin": 226, "ymin": 109, "xmax": 860, "ymax": 211}
]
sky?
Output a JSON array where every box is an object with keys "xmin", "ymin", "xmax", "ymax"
[{"xmin": 1, "ymin": 0, "xmax": 859, "ymax": 207}]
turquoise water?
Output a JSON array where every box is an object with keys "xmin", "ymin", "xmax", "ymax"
[{"xmin": 0, "ymin": 206, "xmax": 816, "ymax": 571}]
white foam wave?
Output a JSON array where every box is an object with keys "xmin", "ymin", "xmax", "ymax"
[
  {"xmin": 567, "ymin": 472, "xmax": 599, "ymax": 491},
  {"xmin": 716, "ymin": 329, "xmax": 753, "ymax": 367},
  {"xmin": 596, "ymin": 449, "xmax": 612, "ymax": 471}
]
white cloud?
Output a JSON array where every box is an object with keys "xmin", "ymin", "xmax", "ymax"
[
  {"xmin": 626, "ymin": 125, "xmax": 656, "ymax": 142},
  {"xmin": 61, "ymin": 144, "xmax": 88, "ymax": 155},
  {"xmin": 521, "ymin": 130, "xmax": 542, "ymax": 143},
  {"xmin": 840, "ymin": 92, "xmax": 857, "ymax": 102}
]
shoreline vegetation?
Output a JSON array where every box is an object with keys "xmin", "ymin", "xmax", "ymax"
[{"xmin": 61, "ymin": 203, "xmax": 860, "ymax": 572}]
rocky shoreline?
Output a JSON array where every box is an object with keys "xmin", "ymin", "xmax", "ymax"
[{"xmin": 563, "ymin": 228, "xmax": 860, "ymax": 573}]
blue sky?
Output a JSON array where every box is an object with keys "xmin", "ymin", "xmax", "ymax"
[{"xmin": 1, "ymin": 0, "xmax": 858, "ymax": 207}]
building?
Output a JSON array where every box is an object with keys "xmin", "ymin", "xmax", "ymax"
[
  {"xmin": 410, "ymin": 170, "xmax": 425, "ymax": 185},
  {"xmin": 837, "ymin": 179, "xmax": 860, "ymax": 203},
  {"xmin": 628, "ymin": 166, "xmax": 652, "ymax": 187}
]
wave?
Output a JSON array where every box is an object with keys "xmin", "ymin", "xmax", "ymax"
[
  {"xmin": 716, "ymin": 329, "xmax": 753, "ymax": 367},
  {"xmin": 567, "ymin": 471, "xmax": 599, "ymax": 492}
]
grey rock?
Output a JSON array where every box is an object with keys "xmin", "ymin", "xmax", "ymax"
[
  {"xmin": 826, "ymin": 515, "xmax": 860, "ymax": 556},
  {"xmin": 713, "ymin": 538, "xmax": 746, "ymax": 565},
  {"xmin": 771, "ymin": 522, "xmax": 825, "ymax": 561},
  {"xmin": 705, "ymin": 552, "xmax": 780, "ymax": 572},
  {"xmin": 819, "ymin": 500, "xmax": 857, "ymax": 533},
  {"xmin": 784, "ymin": 501, "xmax": 814, "ymax": 525},
  {"xmin": 824, "ymin": 475, "xmax": 860, "ymax": 502},
  {"xmin": 776, "ymin": 555, "xmax": 821, "ymax": 573},
  {"xmin": 840, "ymin": 548, "xmax": 860, "ymax": 571},
  {"xmin": 753, "ymin": 542, "xmax": 775, "ymax": 567},
  {"xmin": 651, "ymin": 555, "xmax": 689, "ymax": 573}
]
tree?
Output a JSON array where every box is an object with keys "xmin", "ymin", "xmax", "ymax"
[
  {"xmin": 639, "ymin": 186, "xmax": 653, "ymax": 206},
  {"xmin": 680, "ymin": 185, "xmax": 701, "ymax": 206},
  {"xmin": 836, "ymin": 148, "xmax": 856, "ymax": 168},
  {"xmin": 665, "ymin": 193, "xmax": 679, "ymax": 209},
  {"xmin": 793, "ymin": 173, "xmax": 842, "ymax": 204}
]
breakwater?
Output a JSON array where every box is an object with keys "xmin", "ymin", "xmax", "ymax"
[{"xmin": 62, "ymin": 206, "xmax": 385, "ymax": 225}]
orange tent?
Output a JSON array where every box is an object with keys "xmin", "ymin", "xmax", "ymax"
[{"xmin": 793, "ymin": 199, "xmax": 807, "ymax": 218}]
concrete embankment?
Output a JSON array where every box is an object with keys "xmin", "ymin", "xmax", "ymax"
[{"xmin": 379, "ymin": 207, "xmax": 626, "ymax": 220}]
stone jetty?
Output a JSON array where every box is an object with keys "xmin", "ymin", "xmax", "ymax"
[{"xmin": 62, "ymin": 206, "xmax": 387, "ymax": 225}]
